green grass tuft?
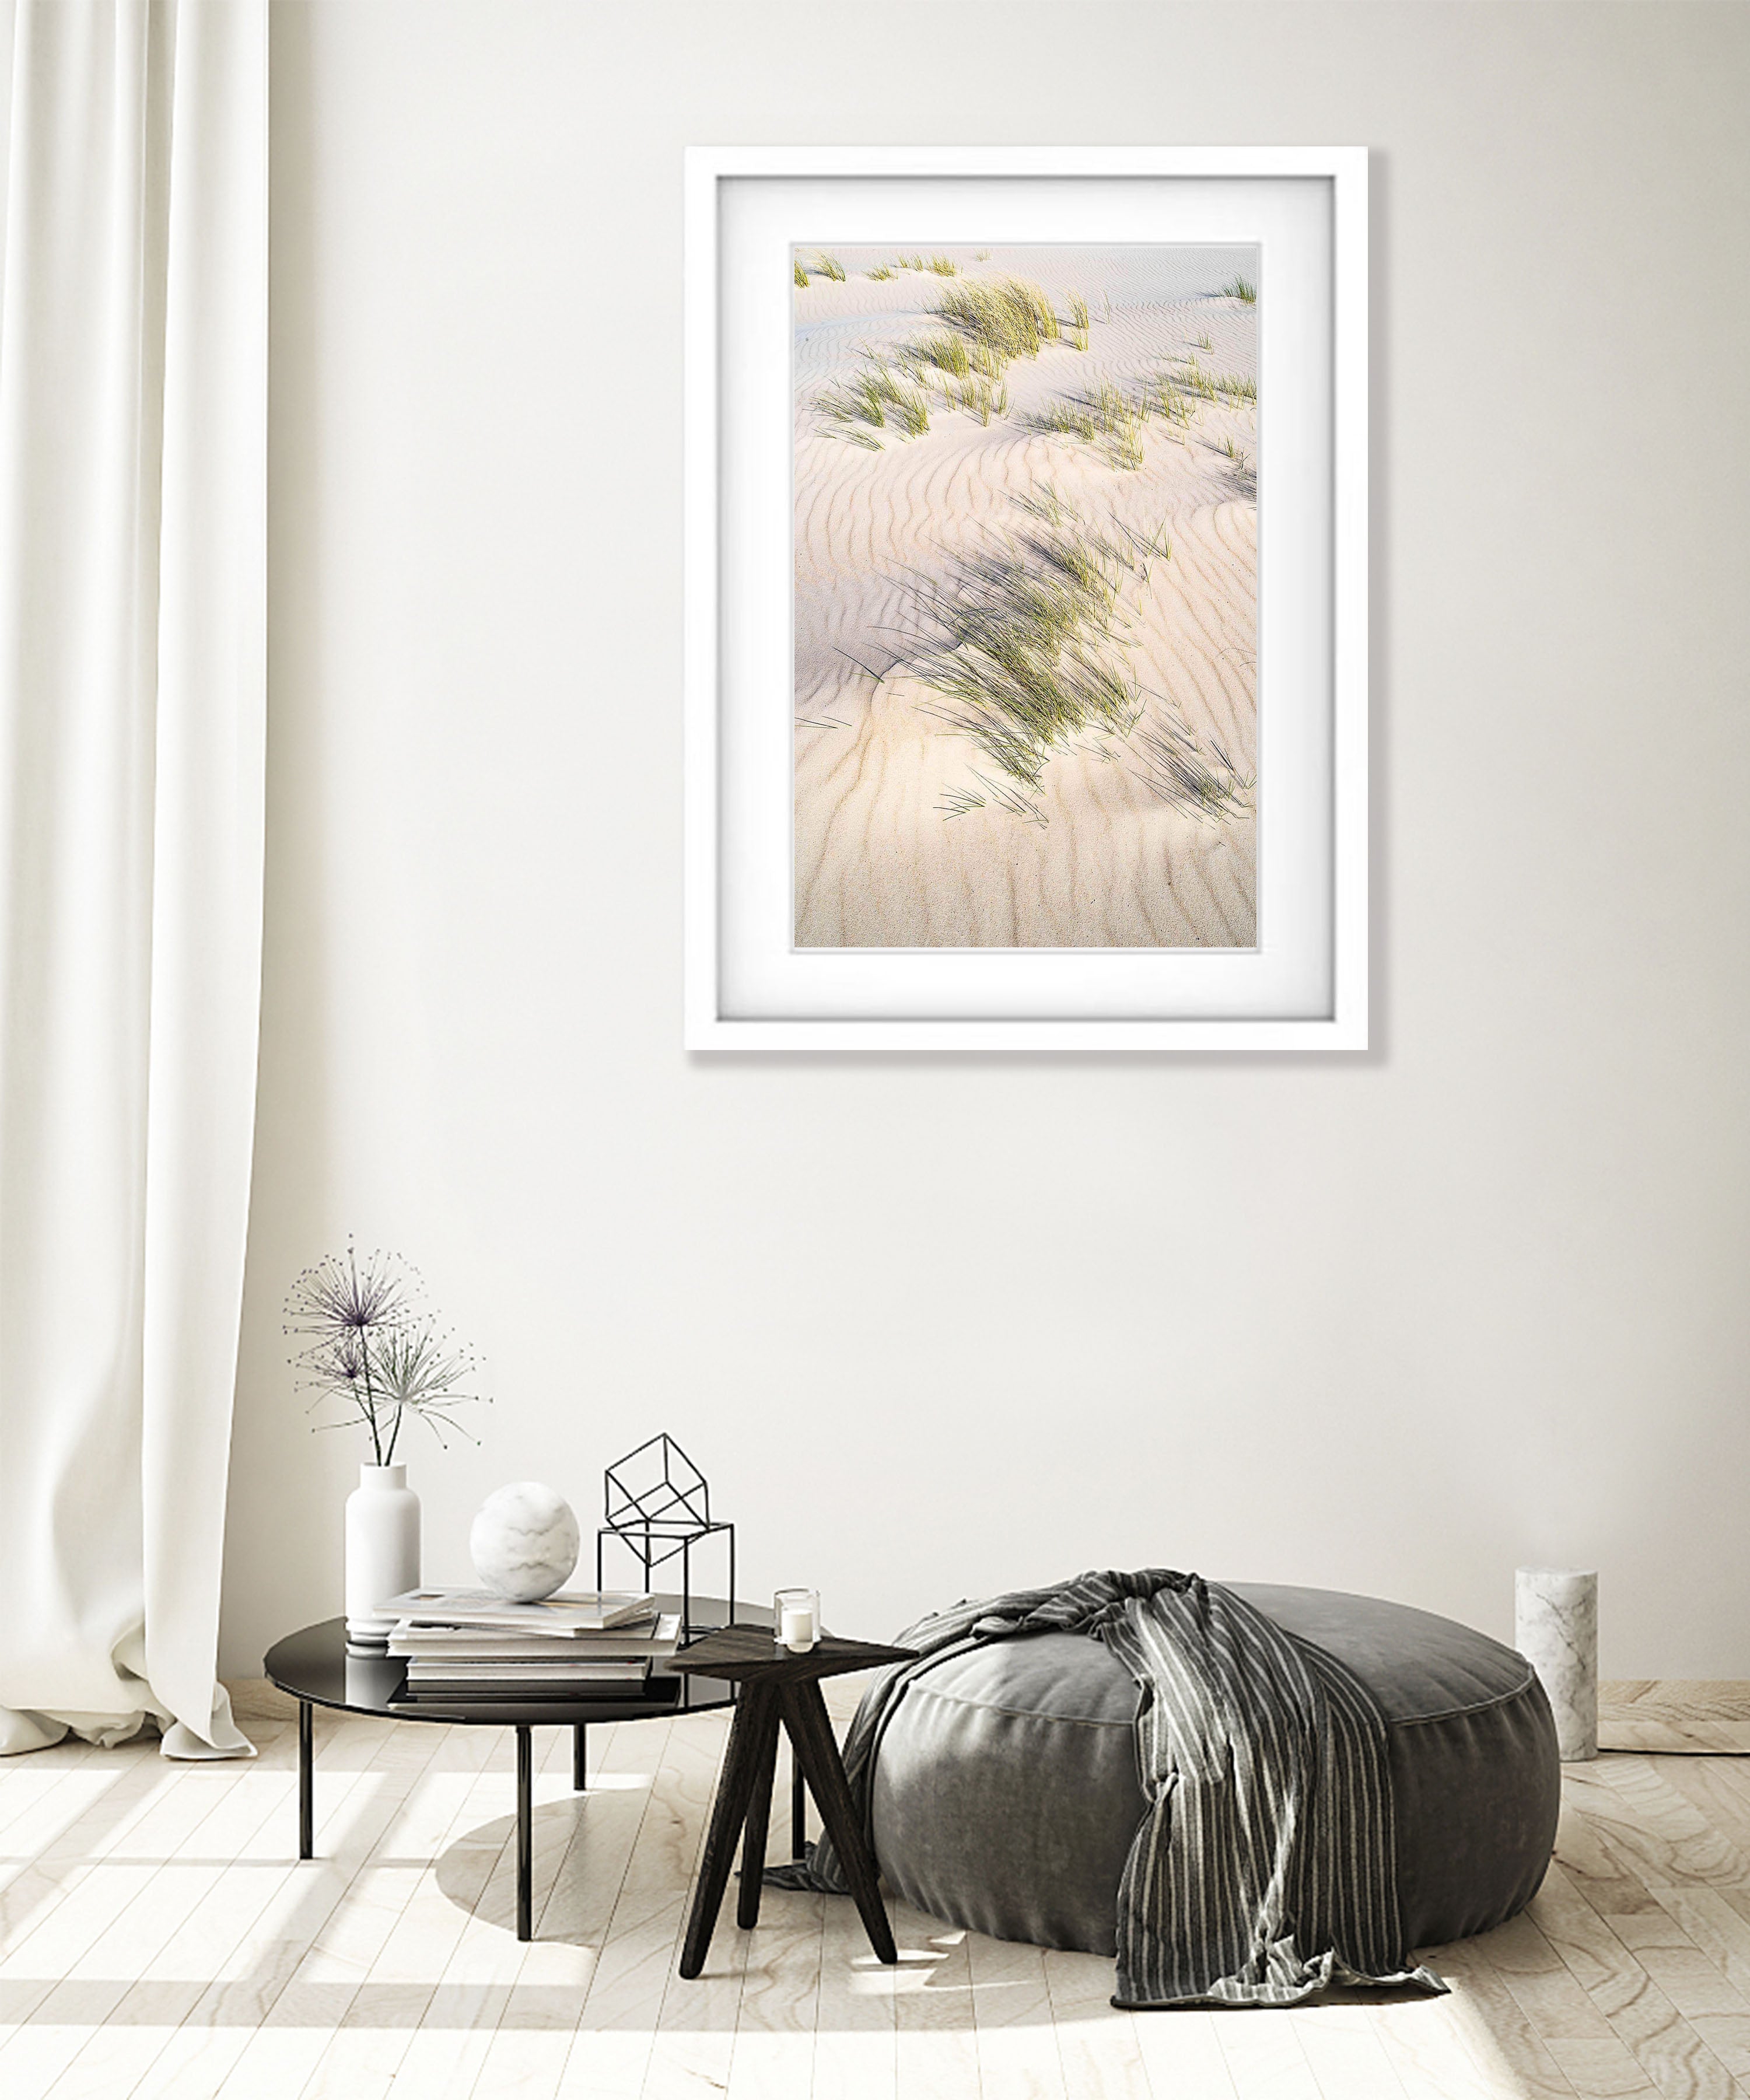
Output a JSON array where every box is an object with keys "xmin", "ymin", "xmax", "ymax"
[
  {"xmin": 1132, "ymin": 712, "xmax": 1254, "ymax": 821},
  {"xmin": 902, "ymin": 500, "xmax": 1175, "ymax": 796},
  {"xmin": 811, "ymin": 251, "xmax": 846, "ymax": 282},
  {"xmin": 916, "ymin": 330, "xmax": 970, "ymax": 378},
  {"xmin": 888, "ymin": 379, "xmax": 931, "ymax": 438},
  {"xmin": 1220, "ymin": 433, "xmax": 1255, "ymax": 492},
  {"xmin": 1013, "ymin": 484, "xmax": 1073, "ymax": 528},
  {"xmin": 943, "ymin": 373, "xmax": 1007, "ymax": 425},
  {"xmin": 794, "ymin": 260, "xmax": 810, "ymax": 289},
  {"xmin": 1035, "ymin": 377, "xmax": 1153, "ymax": 468},
  {"xmin": 1154, "ymin": 377, "xmax": 1195, "ymax": 426},
  {"xmin": 891, "ymin": 492, "xmax": 1245, "ymax": 825},
  {"xmin": 934, "ymin": 275, "xmax": 1062, "ymax": 363},
  {"xmin": 1220, "ymin": 275, "xmax": 1257, "ymax": 303},
  {"xmin": 1037, "ymin": 400, "xmax": 1098, "ymax": 443},
  {"xmin": 818, "ymin": 355, "xmax": 930, "ymax": 443},
  {"xmin": 1175, "ymin": 352, "xmax": 1219, "ymax": 401},
  {"xmin": 908, "ymin": 532, "xmax": 1141, "ymax": 793}
]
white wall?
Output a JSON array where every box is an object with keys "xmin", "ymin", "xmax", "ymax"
[{"xmin": 220, "ymin": 0, "xmax": 1750, "ymax": 1681}]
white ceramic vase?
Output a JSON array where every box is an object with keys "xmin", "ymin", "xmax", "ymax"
[{"xmin": 345, "ymin": 1462, "xmax": 421, "ymax": 1646}]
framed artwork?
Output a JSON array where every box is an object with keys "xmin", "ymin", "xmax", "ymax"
[{"xmin": 684, "ymin": 148, "xmax": 1367, "ymax": 1051}]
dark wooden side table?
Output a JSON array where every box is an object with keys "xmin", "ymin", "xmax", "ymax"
[{"xmin": 671, "ymin": 1626, "xmax": 916, "ymax": 1979}]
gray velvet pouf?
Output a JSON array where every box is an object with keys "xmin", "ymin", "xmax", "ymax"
[{"xmin": 867, "ymin": 1583, "xmax": 1560, "ymax": 1958}]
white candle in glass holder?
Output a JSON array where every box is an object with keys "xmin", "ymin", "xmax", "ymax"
[{"xmin": 775, "ymin": 1587, "xmax": 819, "ymax": 1651}]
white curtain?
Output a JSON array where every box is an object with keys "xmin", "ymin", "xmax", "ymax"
[{"xmin": 0, "ymin": 0, "xmax": 267, "ymax": 1758}]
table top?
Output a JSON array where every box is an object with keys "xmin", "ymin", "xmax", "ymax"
[
  {"xmin": 265, "ymin": 1595, "xmax": 765, "ymax": 1726},
  {"xmin": 671, "ymin": 1626, "xmax": 916, "ymax": 1685}
]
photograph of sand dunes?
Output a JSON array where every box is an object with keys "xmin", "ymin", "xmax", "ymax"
[{"xmin": 794, "ymin": 244, "xmax": 1259, "ymax": 951}]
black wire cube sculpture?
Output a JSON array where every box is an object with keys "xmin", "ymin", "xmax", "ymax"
[{"xmin": 596, "ymin": 1433, "xmax": 734, "ymax": 1640}]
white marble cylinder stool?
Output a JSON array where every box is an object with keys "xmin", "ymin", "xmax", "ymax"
[{"xmin": 1516, "ymin": 1567, "xmax": 1598, "ymax": 1762}]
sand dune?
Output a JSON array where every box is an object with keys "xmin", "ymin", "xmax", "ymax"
[{"xmin": 793, "ymin": 247, "xmax": 1258, "ymax": 949}]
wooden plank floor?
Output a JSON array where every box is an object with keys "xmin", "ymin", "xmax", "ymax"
[
  {"xmin": 1601, "ymin": 1684, "xmax": 1750, "ymax": 1755},
  {"xmin": 4, "ymin": 1681, "xmax": 1750, "ymax": 2098}
]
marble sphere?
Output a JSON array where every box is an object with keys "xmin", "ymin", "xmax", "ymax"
[{"xmin": 469, "ymin": 1482, "xmax": 580, "ymax": 1603}]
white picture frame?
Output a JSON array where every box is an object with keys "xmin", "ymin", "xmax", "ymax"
[{"xmin": 685, "ymin": 146, "xmax": 1367, "ymax": 1052}]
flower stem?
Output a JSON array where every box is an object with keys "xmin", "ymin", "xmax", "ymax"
[{"xmin": 361, "ymin": 1336, "xmax": 383, "ymax": 1465}]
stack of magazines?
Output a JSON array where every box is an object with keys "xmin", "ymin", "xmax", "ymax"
[{"xmin": 378, "ymin": 1588, "xmax": 682, "ymax": 1708}]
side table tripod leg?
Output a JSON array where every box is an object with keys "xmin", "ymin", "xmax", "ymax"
[
  {"xmin": 790, "ymin": 1752, "xmax": 806, "ymax": 1861},
  {"xmin": 736, "ymin": 1695, "xmax": 782, "ymax": 1930},
  {"xmin": 782, "ymin": 1684, "xmax": 897, "ymax": 1965},
  {"xmin": 573, "ymin": 1724, "xmax": 587, "ymax": 1793},
  {"xmin": 298, "ymin": 1701, "xmax": 313, "ymax": 1860},
  {"xmin": 679, "ymin": 1684, "xmax": 774, "ymax": 1979}
]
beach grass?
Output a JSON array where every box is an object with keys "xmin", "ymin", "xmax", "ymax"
[
  {"xmin": 869, "ymin": 263, "xmax": 896, "ymax": 281},
  {"xmin": 820, "ymin": 274, "xmax": 1077, "ymax": 444},
  {"xmin": 1221, "ymin": 434, "xmax": 1256, "ymax": 495},
  {"xmin": 1013, "ymin": 482, "xmax": 1073, "ymax": 528},
  {"xmin": 886, "ymin": 376, "xmax": 930, "ymax": 438},
  {"xmin": 936, "ymin": 275, "xmax": 1062, "ymax": 362},
  {"xmin": 1154, "ymin": 377, "xmax": 1195, "ymax": 427},
  {"xmin": 1067, "ymin": 292, "xmax": 1090, "ymax": 352},
  {"xmin": 794, "ymin": 261, "xmax": 809, "ymax": 289},
  {"xmin": 1037, "ymin": 398, "xmax": 1097, "ymax": 442},
  {"xmin": 1132, "ymin": 712, "xmax": 1254, "ymax": 820},
  {"xmin": 811, "ymin": 251, "xmax": 847, "ymax": 282},
  {"xmin": 942, "ymin": 373, "xmax": 1007, "ymax": 425},
  {"xmin": 1175, "ymin": 353, "xmax": 1219, "ymax": 402},
  {"xmin": 926, "ymin": 254, "xmax": 959, "ymax": 276},
  {"xmin": 817, "ymin": 356, "xmax": 932, "ymax": 444},
  {"xmin": 1030, "ymin": 345, "xmax": 1254, "ymax": 468},
  {"xmin": 1033, "ymin": 377, "xmax": 1152, "ymax": 468},
  {"xmin": 1220, "ymin": 275, "xmax": 1258, "ymax": 303},
  {"xmin": 909, "ymin": 533, "xmax": 1140, "ymax": 789},
  {"xmin": 903, "ymin": 499, "xmax": 1172, "ymax": 796},
  {"xmin": 915, "ymin": 330, "xmax": 971, "ymax": 378}
]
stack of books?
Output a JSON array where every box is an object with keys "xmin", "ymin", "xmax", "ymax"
[{"xmin": 378, "ymin": 1588, "xmax": 682, "ymax": 1708}]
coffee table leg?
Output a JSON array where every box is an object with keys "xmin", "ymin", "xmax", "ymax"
[
  {"xmin": 782, "ymin": 1684, "xmax": 897, "ymax": 1965},
  {"xmin": 680, "ymin": 1683, "xmax": 774, "ymax": 1979},
  {"xmin": 791, "ymin": 1754, "xmax": 806, "ymax": 1861},
  {"xmin": 573, "ymin": 1723, "xmax": 587, "ymax": 1793},
  {"xmin": 298, "ymin": 1701, "xmax": 313, "ymax": 1860},
  {"xmin": 516, "ymin": 1726, "xmax": 533, "ymax": 1942}
]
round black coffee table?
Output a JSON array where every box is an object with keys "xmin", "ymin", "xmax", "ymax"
[{"xmin": 265, "ymin": 1594, "xmax": 783, "ymax": 1940}]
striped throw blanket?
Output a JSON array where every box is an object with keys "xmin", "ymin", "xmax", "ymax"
[{"xmin": 771, "ymin": 1569, "xmax": 1447, "ymax": 2009}]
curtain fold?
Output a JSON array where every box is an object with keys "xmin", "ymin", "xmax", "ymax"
[{"xmin": 0, "ymin": 0, "xmax": 267, "ymax": 1759}]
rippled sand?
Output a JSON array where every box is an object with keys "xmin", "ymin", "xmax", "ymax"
[{"xmin": 794, "ymin": 245, "xmax": 1259, "ymax": 950}]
